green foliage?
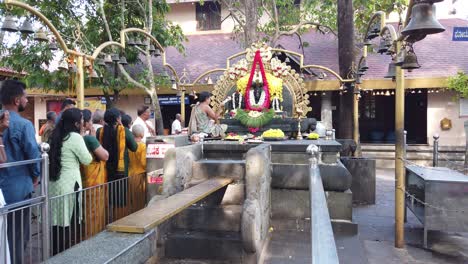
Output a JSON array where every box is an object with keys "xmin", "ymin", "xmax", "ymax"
[
  {"xmin": 0, "ymin": 0, "xmax": 186, "ymax": 95},
  {"xmin": 447, "ymin": 71, "xmax": 468, "ymax": 98},
  {"xmin": 235, "ymin": 109, "xmax": 275, "ymax": 128}
]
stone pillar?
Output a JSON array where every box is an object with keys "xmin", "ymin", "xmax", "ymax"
[{"xmin": 321, "ymin": 92, "xmax": 333, "ymax": 130}]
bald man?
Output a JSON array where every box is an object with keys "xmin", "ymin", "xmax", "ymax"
[{"xmin": 171, "ymin": 113, "xmax": 182, "ymax": 135}]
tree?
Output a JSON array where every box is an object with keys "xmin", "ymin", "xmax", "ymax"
[{"xmin": 0, "ymin": 0, "xmax": 186, "ymax": 134}]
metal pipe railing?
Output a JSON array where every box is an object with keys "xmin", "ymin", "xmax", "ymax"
[
  {"xmin": 307, "ymin": 144, "xmax": 339, "ymax": 264},
  {"xmin": 433, "ymin": 134, "xmax": 439, "ymax": 167}
]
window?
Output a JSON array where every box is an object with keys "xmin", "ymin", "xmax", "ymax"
[{"xmin": 196, "ymin": 2, "xmax": 221, "ymax": 31}]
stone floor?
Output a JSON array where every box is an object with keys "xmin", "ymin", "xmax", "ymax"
[{"xmin": 338, "ymin": 168, "xmax": 468, "ymax": 264}]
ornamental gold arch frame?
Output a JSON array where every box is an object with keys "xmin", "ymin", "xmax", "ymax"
[{"xmin": 185, "ymin": 47, "xmax": 355, "ymax": 118}]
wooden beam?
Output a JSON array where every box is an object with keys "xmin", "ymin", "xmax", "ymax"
[{"xmin": 107, "ymin": 177, "xmax": 233, "ymax": 234}]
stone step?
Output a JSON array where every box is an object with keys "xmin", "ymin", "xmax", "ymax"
[
  {"xmin": 173, "ymin": 205, "xmax": 242, "ymax": 232},
  {"xmin": 165, "ymin": 230, "xmax": 243, "ymax": 260},
  {"xmin": 192, "ymin": 159, "xmax": 246, "ymax": 182}
]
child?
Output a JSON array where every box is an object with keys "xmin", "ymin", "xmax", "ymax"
[{"xmin": 129, "ymin": 124, "xmax": 147, "ymax": 211}]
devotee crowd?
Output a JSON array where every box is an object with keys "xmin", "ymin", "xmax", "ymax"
[{"xmin": 0, "ymin": 79, "xmax": 225, "ymax": 263}]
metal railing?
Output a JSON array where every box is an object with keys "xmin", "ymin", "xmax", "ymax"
[
  {"xmin": 1, "ymin": 143, "xmax": 147, "ymax": 263},
  {"xmin": 433, "ymin": 134, "xmax": 439, "ymax": 167},
  {"xmin": 307, "ymin": 144, "xmax": 339, "ymax": 264},
  {"xmin": 0, "ymin": 143, "xmax": 50, "ymax": 264}
]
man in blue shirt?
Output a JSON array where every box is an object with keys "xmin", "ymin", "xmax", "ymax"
[{"xmin": 0, "ymin": 80, "xmax": 40, "ymax": 263}]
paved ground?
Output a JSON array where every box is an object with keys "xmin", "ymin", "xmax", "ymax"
[{"xmin": 339, "ymin": 168, "xmax": 468, "ymax": 264}]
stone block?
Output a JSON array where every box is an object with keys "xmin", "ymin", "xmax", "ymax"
[
  {"xmin": 270, "ymin": 218, "xmax": 311, "ymax": 232},
  {"xmin": 271, "ymin": 164, "xmax": 309, "ymax": 189},
  {"xmin": 331, "ymin": 219, "xmax": 358, "ymax": 236},
  {"xmin": 271, "ymin": 189, "xmax": 310, "ymax": 219},
  {"xmin": 326, "ymin": 190, "xmax": 353, "ymax": 221},
  {"xmin": 221, "ymin": 183, "xmax": 245, "ymax": 205},
  {"xmin": 319, "ymin": 161, "xmax": 352, "ymax": 192},
  {"xmin": 173, "ymin": 205, "xmax": 242, "ymax": 232},
  {"xmin": 321, "ymin": 152, "xmax": 340, "ymax": 164},
  {"xmin": 165, "ymin": 230, "xmax": 242, "ymax": 260},
  {"xmin": 192, "ymin": 159, "xmax": 245, "ymax": 182},
  {"xmin": 271, "ymin": 152, "xmax": 309, "ymax": 164},
  {"xmin": 341, "ymin": 157, "xmax": 376, "ymax": 205}
]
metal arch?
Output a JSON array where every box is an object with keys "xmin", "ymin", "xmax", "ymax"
[
  {"xmin": 91, "ymin": 41, "xmax": 124, "ymax": 59},
  {"xmin": 191, "ymin": 69, "xmax": 226, "ymax": 85},
  {"xmin": 302, "ymin": 65, "xmax": 355, "ymax": 83},
  {"xmin": 5, "ymin": 0, "xmax": 82, "ymax": 57}
]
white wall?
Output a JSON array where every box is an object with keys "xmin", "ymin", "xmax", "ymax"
[{"xmin": 427, "ymin": 90, "xmax": 468, "ymax": 146}]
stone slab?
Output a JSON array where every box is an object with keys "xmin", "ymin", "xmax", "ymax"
[
  {"xmin": 271, "ymin": 189, "xmax": 310, "ymax": 219},
  {"xmin": 319, "ymin": 161, "xmax": 352, "ymax": 192},
  {"xmin": 45, "ymin": 230, "xmax": 156, "ymax": 264},
  {"xmin": 271, "ymin": 152, "xmax": 309, "ymax": 165},
  {"xmin": 165, "ymin": 230, "xmax": 242, "ymax": 260},
  {"xmin": 221, "ymin": 183, "xmax": 245, "ymax": 205},
  {"xmin": 331, "ymin": 220, "xmax": 358, "ymax": 236},
  {"xmin": 341, "ymin": 157, "xmax": 376, "ymax": 205},
  {"xmin": 326, "ymin": 190, "xmax": 353, "ymax": 221},
  {"xmin": 271, "ymin": 164, "xmax": 309, "ymax": 189},
  {"xmin": 174, "ymin": 205, "xmax": 242, "ymax": 232},
  {"xmin": 192, "ymin": 160, "xmax": 245, "ymax": 182},
  {"xmin": 202, "ymin": 139, "xmax": 341, "ymax": 153}
]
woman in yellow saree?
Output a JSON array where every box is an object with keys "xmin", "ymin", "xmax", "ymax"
[{"xmin": 81, "ymin": 110, "xmax": 109, "ymax": 238}]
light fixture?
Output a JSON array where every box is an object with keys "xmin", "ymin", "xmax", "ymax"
[
  {"xmin": 385, "ymin": 90, "xmax": 391, "ymax": 96},
  {"xmin": 418, "ymin": 90, "xmax": 422, "ymax": 94},
  {"xmin": 314, "ymin": 92, "xmax": 318, "ymax": 96},
  {"xmin": 411, "ymin": 90, "xmax": 416, "ymax": 94},
  {"xmin": 207, "ymin": 76, "xmax": 213, "ymax": 85},
  {"xmin": 391, "ymin": 91, "xmax": 395, "ymax": 95}
]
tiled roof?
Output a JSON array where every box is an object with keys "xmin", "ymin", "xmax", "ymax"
[
  {"xmin": 0, "ymin": 67, "xmax": 26, "ymax": 76},
  {"xmin": 155, "ymin": 18, "xmax": 468, "ymax": 82}
]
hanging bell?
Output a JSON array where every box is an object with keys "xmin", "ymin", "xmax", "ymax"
[
  {"xmin": 142, "ymin": 40, "xmax": 149, "ymax": 47},
  {"xmin": 127, "ymin": 37, "xmax": 136, "ymax": 46},
  {"xmin": 90, "ymin": 69, "xmax": 100, "ymax": 79},
  {"xmin": 49, "ymin": 41, "xmax": 58, "ymax": 51},
  {"xmin": 377, "ymin": 39, "xmax": 388, "ymax": 54},
  {"xmin": 394, "ymin": 48, "xmax": 407, "ymax": 66},
  {"xmin": 366, "ymin": 23, "xmax": 381, "ymax": 40},
  {"xmin": 401, "ymin": 3, "xmax": 445, "ymax": 37},
  {"xmin": 356, "ymin": 75, "xmax": 362, "ymax": 84},
  {"xmin": 386, "ymin": 43, "xmax": 396, "ymax": 55},
  {"xmin": 104, "ymin": 55, "xmax": 113, "ymax": 64},
  {"xmin": 134, "ymin": 38, "xmax": 143, "ymax": 46},
  {"xmin": 19, "ymin": 19, "xmax": 34, "ymax": 34},
  {"xmin": 401, "ymin": 48, "xmax": 421, "ymax": 70},
  {"xmin": 359, "ymin": 58, "xmax": 369, "ymax": 72},
  {"xmin": 69, "ymin": 64, "xmax": 77, "ymax": 73},
  {"xmin": 96, "ymin": 58, "xmax": 106, "ymax": 67},
  {"xmin": 384, "ymin": 62, "xmax": 396, "ymax": 79},
  {"xmin": 149, "ymin": 44, "xmax": 156, "ymax": 53},
  {"xmin": 153, "ymin": 49, "xmax": 161, "ymax": 57},
  {"xmin": 58, "ymin": 59, "xmax": 69, "ymax": 71},
  {"xmin": 111, "ymin": 53, "xmax": 120, "ymax": 62},
  {"xmin": 118, "ymin": 56, "xmax": 128, "ymax": 65},
  {"xmin": 84, "ymin": 58, "xmax": 91, "ymax": 68},
  {"xmin": 364, "ymin": 40, "xmax": 372, "ymax": 46},
  {"xmin": 1, "ymin": 16, "xmax": 18, "ymax": 32},
  {"xmin": 34, "ymin": 29, "xmax": 49, "ymax": 42}
]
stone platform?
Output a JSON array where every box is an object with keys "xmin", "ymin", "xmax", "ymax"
[{"xmin": 220, "ymin": 118, "xmax": 317, "ymax": 136}]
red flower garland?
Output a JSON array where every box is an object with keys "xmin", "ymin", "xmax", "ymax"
[{"xmin": 245, "ymin": 50, "xmax": 270, "ymax": 111}]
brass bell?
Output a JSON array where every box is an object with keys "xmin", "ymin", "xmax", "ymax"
[
  {"xmin": 111, "ymin": 53, "xmax": 120, "ymax": 62},
  {"xmin": 364, "ymin": 40, "xmax": 372, "ymax": 46},
  {"xmin": 405, "ymin": 33, "xmax": 427, "ymax": 43},
  {"xmin": 153, "ymin": 49, "xmax": 161, "ymax": 57},
  {"xmin": 58, "ymin": 59, "xmax": 69, "ymax": 71},
  {"xmin": 366, "ymin": 23, "xmax": 381, "ymax": 40},
  {"xmin": 394, "ymin": 48, "xmax": 407, "ymax": 66},
  {"xmin": 401, "ymin": 3, "xmax": 445, "ymax": 37},
  {"xmin": 134, "ymin": 38, "xmax": 143, "ymax": 46},
  {"xmin": 49, "ymin": 41, "xmax": 58, "ymax": 51},
  {"xmin": 149, "ymin": 44, "xmax": 156, "ymax": 53},
  {"xmin": 1, "ymin": 16, "xmax": 18, "ymax": 32},
  {"xmin": 19, "ymin": 19, "xmax": 34, "ymax": 34},
  {"xmin": 96, "ymin": 58, "xmax": 106, "ymax": 67},
  {"xmin": 401, "ymin": 47, "xmax": 421, "ymax": 70},
  {"xmin": 377, "ymin": 39, "xmax": 388, "ymax": 54},
  {"xmin": 104, "ymin": 55, "xmax": 113, "ymax": 64},
  {"xmin": 386, "ymin": 43, "xmax": 396, "ymax": 55},
  {"xmin": 127, "ymin": 37, "xmax": 136, "ymax": 46},
  {"xmin": 84, "ymin": 58, "xmax": 91, "ymax": 68},
  {"xmin": 34, "ymin": 29, "xmax": 49, "ymax": 42},
  {"xmin": 384, "ymin": 62, "xmax": 396, "ymax": 79},
  {"xmin": 118, "ymin": 56, "xmax": 128, "ymax": 65},
  {"xmin": 90, "ymin": 69, "xmax": 100, "ymax": 79},
  {"xmin": 359, "ymin": 58, "xmax": 368, "ymax": 72}
]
